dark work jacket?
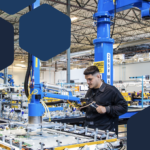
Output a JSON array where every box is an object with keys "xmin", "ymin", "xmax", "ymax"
[{"xmin": 81, "ymin": 82, "xmax": 128, "ymax": 135}]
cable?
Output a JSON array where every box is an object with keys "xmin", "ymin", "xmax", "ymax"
[
  {"xmin": 43, "ymin": 100, "xmax": 51, "ymax": 121},
  {"xmin": 24, "ymin": 5, "xmax": 33, "ymax": 98},
  {"xmin": 24, "ymin": 53, "xmax": 32, "ymax": 98},
  {"xmin": 79, "ymin": 101, "xmax": 96, "ymax": 109},
  {"xmin": 67, "ymin": 100, "xmax": 77, "ymax": 108},
  {"xmin": 105, "ymin": 142, "xmax": 114, "ymax": 150},
  {"xmin": 45, "ymin": 100, "xmax": 64, "ymax": 105},
  {"xmin": 40, "ymin": 100, "xmax": 51, "ymax": 121},
  {"xmin": 111, "ymin": 0, "xmax": 117, "ymax": 38},
  {"xmin": 27, "ymin": 89, "xmax": 38, "ymax": 103},
  {"xmin": 114, "ymin": 34, "xmax": 123, "ymax": 51},
  {"xmin": 41, "ymin": 100, "xmax": 48, "ymax": 118}
]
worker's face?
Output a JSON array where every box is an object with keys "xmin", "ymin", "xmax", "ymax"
[{"xmin": 85, "ymin": 73, "xmax": 101, "ymax": 88}]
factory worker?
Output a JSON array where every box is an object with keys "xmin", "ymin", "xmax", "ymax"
[
  {"xmin": 80, "ymin": 66, "xmax": 128, "ymax": 135},
  {"xmin": 137, "ymin": 90, "xmax": 142, "ymax": 97}
]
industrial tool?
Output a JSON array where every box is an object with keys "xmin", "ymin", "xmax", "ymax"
[{"xmin": 89, "ymin": 102, "xmax": 98, "ymax": 109}]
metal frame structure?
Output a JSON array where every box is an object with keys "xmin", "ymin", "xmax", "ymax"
[{"xmin": 1, "ymin": 0, "xmax": 150, "ymax": 66}]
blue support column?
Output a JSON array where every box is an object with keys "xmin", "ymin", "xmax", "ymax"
[
  {"xmin": 93, "ymin": 0, "xmax": 114, "ymax": 85},
  {"xmin": 28, "ymin": 0, "xmax": 44, "ymax": 124},
  {"xmin": 28, "ymin": 56, "xmax": 43, "ymax": 118},
  {"xmin": 93, "ymin": 0, "xmax": 150, "ymax": 85}
]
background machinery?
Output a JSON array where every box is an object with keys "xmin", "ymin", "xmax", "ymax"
[{"xmin": 0, "ymin": 73, "xmax": 14, "ymax": 87}]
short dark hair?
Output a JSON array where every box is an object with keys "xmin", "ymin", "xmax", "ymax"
[{"xmin": 84, "ymin": 66, "xmax": 99, "ymax": 75}]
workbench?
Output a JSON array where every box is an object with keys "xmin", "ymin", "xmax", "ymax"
[
  {"xmin": 133, "ymin": 97, "xmax": 150, "ymax": 105},
  {"xmin": 49, "ymin": 106, "xmax": 147, "ymax": 126},
  {"xmin": 118, "ymin": 106, "xmax": 148, "ymax": 124}
]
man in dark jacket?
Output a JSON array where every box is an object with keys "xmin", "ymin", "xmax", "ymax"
[{"xmin": 80, "ymin": 66, "xmax": 128, "ymax": 135}]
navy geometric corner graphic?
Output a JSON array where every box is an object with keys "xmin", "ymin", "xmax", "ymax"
[
  {"xmin": 19, "ymin": 4, "xmax": 71, "ymax": 61},
  {"xmin": 127, "ymin": 106, "xmax": 150, "ymax": 150},
  {"xmin": 0, "ymin": 18, "xmax": 14, "ymax": 71},
  {"xmin": 0, "ymin": 0, "xmax": 36, "ymax": 15}
]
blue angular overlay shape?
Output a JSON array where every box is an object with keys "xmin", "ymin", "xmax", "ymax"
[
  {"xmin": 19, "ymin": 4, "xmax": 71, "ymax": 61},
  {"xmin": 0, "ymin": 18, "xmax": 14, "ymax": 71},
  {"xmin": 0, "ymin": 0, "xmax": 36, "ymax": 15},
  {"xmin": 127, "ymin": 106, "xmax": 150, "ymax": 150}
]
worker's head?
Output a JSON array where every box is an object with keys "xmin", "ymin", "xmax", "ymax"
[
  {"xmin": 139, "ymin": 90, "xmax": 142, "ymax": 93},
  {"xmin": 84, "ymin": 66, "xmax": 101, "ymax": 89}
]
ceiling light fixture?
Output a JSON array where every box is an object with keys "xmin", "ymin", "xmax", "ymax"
[
  {"xmin": 71, "ymin": 17, "xmax": 78, "ymax": 21},
  {"xmin": 15, "ymin": 64, "xmax": 26, "ymax": 67}
]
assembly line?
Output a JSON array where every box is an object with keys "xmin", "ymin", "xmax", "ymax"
[{"xmin": 1, "ymin": 0, "xmax": 150, "ymax": 149}]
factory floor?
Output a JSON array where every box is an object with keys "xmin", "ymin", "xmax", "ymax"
[{"xmin": 118, "ymin": 125, "xmax": 127, "ymax": 149}]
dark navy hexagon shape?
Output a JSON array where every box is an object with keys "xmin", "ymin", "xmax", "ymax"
[
  {"xmin": 0, "ymin": 0, "xmax": 36, "ymax": 15},
  {"xmin": 127, "ymin": 107, "xmax": 150, "ymax": 150},
  {"xmin": 0, "ymin": 18, "xmax": 14, "ymax": 71},
  {"xmin": 19, "ymin": 4, "xmax": 71, "ymax": 61}
]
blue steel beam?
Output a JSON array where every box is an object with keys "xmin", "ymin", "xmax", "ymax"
[
  {"xmin": 43, "ymin": 92, "xmax": 81, "ymax": 104},
  {"xmin": 28, "ymin": 0, "xmax": 43, "ymax": 120},
  {"xmin": 100, "ymin": 0, "xmax": 150, "ymax": 18}
]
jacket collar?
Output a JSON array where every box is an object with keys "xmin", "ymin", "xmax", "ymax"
[
  {"xmin": 99, "ymin": 81, "xmax": 106, "ymax": 92},
  {"xmin": 88, "ymin": 81, "xmax": 106, "ymax": 93}
]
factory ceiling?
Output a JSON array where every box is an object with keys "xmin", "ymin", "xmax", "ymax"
[{"xmin": 1, "ymin": 0, "xmax": 150, "ymax": 68}]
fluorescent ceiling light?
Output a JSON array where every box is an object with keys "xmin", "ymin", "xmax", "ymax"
[
  {"xmin": 21, "ymin": 61, "xmax": 25, "ymax": 62},
  {"xmin": 15, "ymin": 64, "xmax": 26, "ymax": 67},
  {"xmin": 15, "ymin": 64, "xmax": 22, "ymax": 67},
  {"xmin": 71, "ymin": 17, "xmax": 77, "ymax": 21},
  {"xmin": 21, "ymin": 66, "xmax": 26, "ymax": 68}
]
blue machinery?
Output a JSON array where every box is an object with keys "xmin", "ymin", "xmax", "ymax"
[
  {"xmin": 0, "ymin": 73, "xmax": 14, "ymax": 86},
  {"xmin": 27, "ymin": 0, "xmax": 81, "ymax": 123},
  {"xmin": 94, "ymin": 0, "xmax": 150, "ymax": 85},
  {"xmin": 27, "ymin": 0, "xmax": 150, "ymax": 124}
]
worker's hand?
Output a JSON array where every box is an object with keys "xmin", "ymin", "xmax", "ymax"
[{"xmin": 96, "ymin": 105, "xmax": 106, "ymax": 114}]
